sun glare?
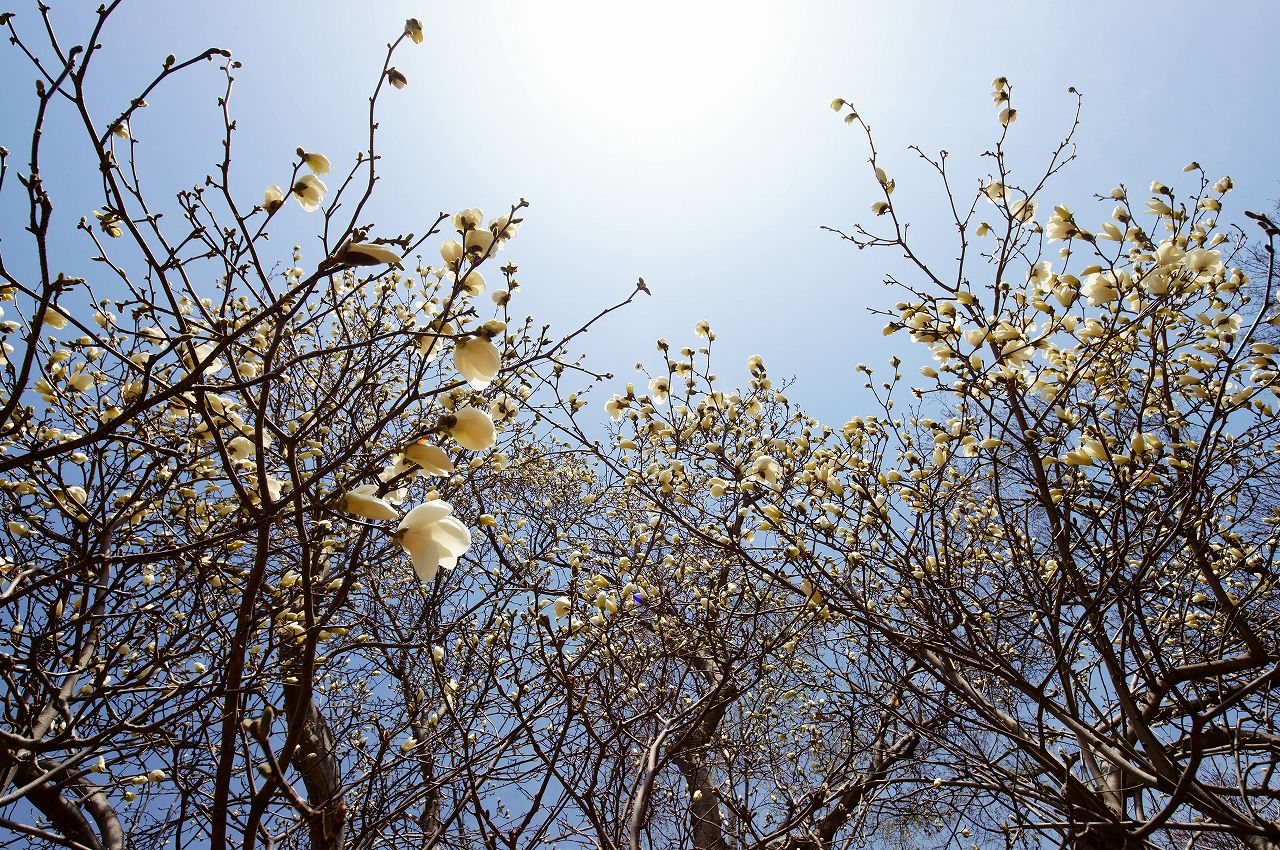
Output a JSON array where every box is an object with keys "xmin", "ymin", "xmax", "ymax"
[{"xmin": 498, "ymin": 2, "xmax": 802, "ymax": 164}]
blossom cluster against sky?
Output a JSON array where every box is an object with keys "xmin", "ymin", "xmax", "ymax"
[{"xmin": 2, "ymin": 0, "xmax": 1279, "ymax": 423}]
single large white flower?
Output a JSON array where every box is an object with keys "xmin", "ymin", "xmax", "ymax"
[
  {"xmin": 464, "ymin": 227, "xmax": 495, "ymax": 256},
  {"xmin": 452, "ymin": 208, "xmax": 484, "ymax": 230},
  {"xmin": 748, "ymin": 454, "xmax": 781, "ymax": 488},
  {"xmin": 292, "ymin": 174, "xmax": 327, "ymax": 212},
  {"xmin": 404, "ymin": 441, "xmax": 454, "ymax": 476},
  {"xmin": 449, "ymin": 406, "xmax": 496, "ymax": 451},
  {"xmin": 396, "ymin": 499, "xmax": 471, "ymax": 582},
  {"xmin": 604, "ymin": 395, "xmax": 627, "ymax": 421},
  {"xmin": 340, "ymin": 484, "xmax": 399, "ymax": 521},
  {"xmin": 227, "ymin": 435, "xmax": 255, "ymax": 462},
  {"xmin": 1045, "ymin": 205, "xmax": 1075, "ymax": 242},
  {"xmin": 454, "ymin": 336, "xmax": 501, "ymax": 390},
  {"xmin": 439, "ymin": 239, "xmax": 463, "ymax": 265},
  {"xmin": 1009, "ymin": 197, "xmax": 1037, "ymax": 224},
  {"xmin": 341, "ymin": 242, "xmax": 404, "ymax": 267},
  {"xmin": 457, "ymin": 269, "xmax": 485, "ymax": 296},
  {"xmin": 1184, "ymin": 248, "xmax": 1223, "ymax": 279},
  {"xmin": 489, "ymin": 394, "xmax": 518, "ymax": 422},
  {"xmin": 301, "ymin": 150, "xmax": 330, "ymax": 175},
  {"xmin": 1081, "ymin": 273, "xmax": 1119, "ymax": 306},
  {"xmin": 44, "ymin": 307, "xmax": 69, "ymax": 330},
  {"xmin": 263, "ymin": 185, "xmax": 285, "ymax": 212},
  {"xmin": 67, "ymin": 371, "xmax": 94, "ymax": 393}
]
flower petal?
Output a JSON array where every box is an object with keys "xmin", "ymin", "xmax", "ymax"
[
  {"xmin": 404, "ymin": 535, "xmax": 446, "ymax": 582},
  {"xmin": 454, "ymin": 337, "xmax": 501, "ymax": 390},
  {"xmin": 397, "ymin": 500, "xmax": 453, "ymax": 534},
  {"xmin": 431, "ymin": 515, "xmax": 472, "ymax": 559}
]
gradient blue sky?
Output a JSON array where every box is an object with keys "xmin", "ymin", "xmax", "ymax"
[{"xmin": 3, "ymin": 1, "xmax": 1279, "ymax": 423}]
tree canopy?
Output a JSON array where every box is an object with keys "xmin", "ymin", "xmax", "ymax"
[{"xmin": 1, "ymin": 6, "xmax": 1278, "ymax": 850}]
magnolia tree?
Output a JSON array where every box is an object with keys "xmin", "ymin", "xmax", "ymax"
[
  {"xmin": 823, "ymin": 81, "xmax": 1280, "ymax": 850},
  {"xmin": 578, "ymin": 83, "xmax": 1280, "ymax": 850},
  {"xmin": 0, "ymin": 5, "xmax": 642, "ymax": 849}
]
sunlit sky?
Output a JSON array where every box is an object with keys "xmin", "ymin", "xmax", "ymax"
[{"xmin": 3, "ymin": 1, "xmax": 1279, "ymax": 423}]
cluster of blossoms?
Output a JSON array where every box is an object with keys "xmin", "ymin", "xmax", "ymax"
[{"xmin": 6, "ymin": 3, "xmax": 1280, "ymax": 844}]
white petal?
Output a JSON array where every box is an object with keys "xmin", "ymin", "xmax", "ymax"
[
  {"xmin": 454, "ymin": 337, "xmax": 501, "ymax": 390},
  {"xmin": 404, "ymin": 441, "xmax": 454, "ymax": 476},
  {"xmin": 342, "ymin": 491, "xmax": 399, "ymax": 521},
  {"xmin": 430, "ymin": 515, "xmax": 472, "ymax": 558},
  {"xmin": 397, "ymin": 500, "xmax": 452, "ymax": 533},
  {"xmin": 405, "ymin": 535, "xmax": 446, "ymax": 582},
  {"xmin": 450, "ymin": 407, "xmax": 496, "ymax": 451},
  {"xmin": 343, "ymin": 242, "xmax": 403, "ymax": 267}
]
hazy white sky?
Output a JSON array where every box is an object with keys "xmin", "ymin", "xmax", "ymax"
[{"xmin": 3, "ymin": 1, "xmax": 1279, "ymax": 422}]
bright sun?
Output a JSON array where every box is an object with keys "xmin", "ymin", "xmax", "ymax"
[{"xmin": 497, "ymin": 2, "xmax": 803, "ymax": 164}]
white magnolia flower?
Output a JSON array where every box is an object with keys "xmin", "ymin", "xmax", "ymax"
[
  {"xmin": 440, "ymin": 239, "xmax": 464, "ymax": 265},
  {"xmin": 181, "ymin": 342, "xmax": 225, "ymax": 375},
  {"xmin": 263, "ymin": 185, "xmax": 285, "ymax": 211},
  {"xmin": 748, "ymin": 454, "xmax": 781, "ymax": 488},
  {"xmin": 340, "ymin": 484, "xmax": 399, "ymax": 521},
  {"xmin": 405, "ymin": 17, "xmax": 424, "ymax": 44},
  {"xmin": 604, "ymin": 395, "xmax": 627, "ymax": 421},
  {"xmin": 227, "ymin": 435, "xmax": 255, "ymax": 461},
  {"xmin": 1154, "ymin": 241, "xmax": 1185, "ymax": 268},
  {"xmin": 648, "ymin": 376, "xmax": 670, "ymax": 404},
  {"xmin": 449, "ymin": 406, "xmax": 496, "ymax": 451},
  {"xmin": 56, "ymin": 485, "xmax": 88, "ymax": 520},
  {"xmin": 1054, "ymin": 280, "xmax": 1079, "ymax": 307},
  {"xmin": 454, "ymin": 337, "xmax": 501, "ymax": 390},
  {"xmin": 403, "ymin": 441, "xmax": 454, "ymax": 476},
  {"xmin": 1184, "ymin": 248, "xmax": 1223, "ymax": 279},
  {"xmin": 67, "ymin": 371, "xmax": 94, "ymax": 393},
  {"xmin": 464, "ymin": 227, "xmax": 495, "ymax": 256},
  {"xmin": 489, "ymin": 394, "xmax": 518, "ymax": 422},
  {"xmin": 1081, "ymin": 273, "xmax": 1118, "ymax": 306},
  {"xmin": 377, "ymin": 454, "xmax": 418, "ymax": 493},
  {"xmin": 490, "ymin": 214, "xmax": 519, "ymax": 241},
  {"xmin": 452, "ymin": 208, "xmax": 484, "ymax": 230},
  {"xmin": 1046, "ymin": 206, "xmax": 1074, "ymax": 242},
  {"xmin": 252, "ymin": 476, "xmax": 284, "ymax": 504},
  {"xmin": 396, "ymin": 499, "xmax": 471, "ymax": 582},
  {"xmin": 1009, "ymin": 197, "xmax": 1037, "ymax": 224},
  {"xmin": 301, "ymin": 150, "xmax": 330, "ymax": 175},
  {"xmin": 292, "ymin": 174, "xmax": 327, "ymax": 212},
  {"xmin": 44, "ymin": 307, "xmax": 69, "ymax": 330},
  {"xmin": 457, "ymin": 270, "xmax": 485, "ymax": 296},
  {"xmin": 552, "ymin": 596, "xmax": 573, "ymax": 618},
  {"xmin": 341, "ymin": 242, "xmax": 403, "ymax": 267}
]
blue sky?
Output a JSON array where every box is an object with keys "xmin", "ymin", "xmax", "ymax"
[{"xmin": 3, "ymin": 1, "xmax": 1279, "ymax": 424}]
